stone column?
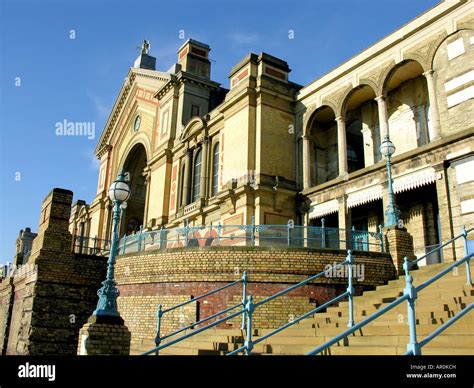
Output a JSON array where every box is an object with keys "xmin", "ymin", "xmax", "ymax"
[
  {"xmin": 375, "ymin": 95, "xmax": 389, "ymax": 139},
  {"xmin": 302, "ymin": 135, "xmax": 311, "ymax": 188},
  {"xmin": 182, "ymin": 148, "xmax": 192, "ymax": 206},
  {"xmin": 200, "ymin": 137, "xmax": 210, "ymax": 201},
  {"xmin": 423, "ymin": 70, "xmax": 441, "ymax": 141},
  {"xmin": 336, "ymin": 116, "xmax": 348, "ymax": 178}
]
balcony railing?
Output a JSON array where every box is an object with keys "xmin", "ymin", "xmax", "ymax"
[
  {"xmin": 118, "ymin": 218, "xmax": 384, "ymax": 255},
  {"xmin": 72, "ymin": 235, "xmax": 111, "ymax": 256}
]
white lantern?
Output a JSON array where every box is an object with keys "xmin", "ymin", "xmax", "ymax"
[
  {"xmin": 380, "ymin": 135, "xmax": 396, "ymax": 158},
  {"xmin": 108, "ymin": 172, "xmax": 131, "ymax": 202}
]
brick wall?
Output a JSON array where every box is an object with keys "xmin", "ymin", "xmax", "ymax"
[
  {"xmin": 0, "ymin": 188, "xmax": 108, "ymax": 355},
  {"xmin": 0, "ymin": 278, "xmax": 14, "ymax": 354},
  {"xmin": 115, "ymin": 246, "xmax": 396, "ymax": 347}
]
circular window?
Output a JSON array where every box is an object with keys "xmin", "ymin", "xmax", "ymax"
[{"xmin": 133, "ymin": 115, "xmax": 141, "ymax": 132}]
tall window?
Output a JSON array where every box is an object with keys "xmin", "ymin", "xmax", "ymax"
[
  {"xmin": 211, "ymin": 142, "xmax": 220, "ymax": 196},
  {"xmin": 191, "ymin": 105, "xmax": 200, "ymax": 117},
  {"xmin": 179, "ymin": 163, "xmax": 186, "ymax": 206},
  {"xmin": 192, "ymin": 149, "xmax": 202, "ymax": 202}
]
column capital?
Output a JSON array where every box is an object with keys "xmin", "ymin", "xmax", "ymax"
[
  {"xmin": 335, "ymin": 115, "xmax": 345, "ymax": 123},
  {"xmin": 423, "ymin": 69, "xmax": 435, "ymax": 78},
  {"xmin": 374, "ymin": 95, "xmax": 386, "ymax": 103}
]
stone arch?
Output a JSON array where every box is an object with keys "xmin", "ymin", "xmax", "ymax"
[
  {"xmin": 358, "ymin": 78, "xmax": 380, "ymax": 98},
  {"xmin": 305, "ymin": 105, "xmax": 338, "ymax": 186},
  {"xmin": 429, "ymin": 30, "xmax": 466, "ymax": 71},
  {"xmin": 340, "ymin": 83, "xmax": 377, "ymax": 117},
  {"xmin": 120, "ymin": 143, "xmax": 149, "ymax": 235},
  {"xmin": 302, "ymin": 105, "xmax": 318, "ymax": 138},
  {"xmin": 303, "ymin": 103, "xmax": 337, "ymax": 138},
  {"xmin": 117, "ymin": 134, "xmax": 151, "ymax": 175},
  {"xmin": 381, "ymin": 59, "xmax": 425, "ymax": 97},
  {"xmin": 335, "ymin": 84, "xmax": 356, "ymax": 117}
]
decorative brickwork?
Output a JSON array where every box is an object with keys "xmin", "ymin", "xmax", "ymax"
[{"xmin": 115, "ymin": 246, "xmax": 396, "ymax": 348}]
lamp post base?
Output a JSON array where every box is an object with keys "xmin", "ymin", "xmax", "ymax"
[
  {"xmin": 383, "ymin": 226, "xmax": 416, "ymax": 275},
  {"xmin": 77, "ymin": 314, "xmax": 131, "ymax": 355}
]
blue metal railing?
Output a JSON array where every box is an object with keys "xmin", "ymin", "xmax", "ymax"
[
  {"xmin": 119, "ymin": 217, "xmax": 384, "ymax": 255},
  {"xmin": 141, "ymin": 272, "xmax": 247, "ymax": 355},
  {"xmin": 227, "ymin": 252, "xmax": 356, "ymax": 356},
  {"xmin": 72, "ymin": 235, "xmax": 111, "ymax": 256},
  {"xmin": 307, "ymin": 226, "xmax": 473, "ymax": 356}
]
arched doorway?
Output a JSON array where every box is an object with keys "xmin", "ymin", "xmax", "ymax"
[
  {"xmin": 121, "ymin": 143, "xmax": 147, "ymax": 236},
  {"xmin": 307, "ymin": 105, "xmax": 338, "ymax": 186}
]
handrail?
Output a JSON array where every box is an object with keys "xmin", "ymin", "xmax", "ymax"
[
  {"xmin": 254, "ymin": 261, "xmax": 347, "ymax": 308},
  {"xmin": 142, "ymin": 307, "xmax": 246, "ymax": 355},
  {"xmin": 417, "ymin": 253, "xmax": 473, "ymax": 292},
  {"xmin": 142, "ymin": 225, "xmax": 472, "ymax": 356},
  {"xmin": 227, "ymin": 252, "xmax": 356, "ymax": 355},
  {"xmin": 406, "ymin": 303, "xmax": 474, "ymax": 354},
  {"xmin": 307, "ymin": 294, "xmax": 409, "ymax": 355},
  {"xmin": 227, "ymin": 291, "xmax": 350, "ymax": 356},
  {"xmin": 161, "ymin": 278, "xmax": 243, "ymax": 314},
  {"xmin": 307, "ymin": 226, "xmax": 473, "ymax": 356},
  {"xmin": 410, "ymin": 226, "xmax": 474, "ymax": 266},
  {"xmin": 159, "ymin": 303, "xmax": 242, "ymax": 342},
  {"xmin": 141, "ymin": 272, "xmax": 248, "ymax": 355}
]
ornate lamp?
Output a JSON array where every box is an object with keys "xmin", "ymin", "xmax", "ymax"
[
  {"xmin": 93, "ymin": 170, "xmax": 130, "ymax": 318},
  {"xmin": 380, "ymin": 135, "xmax": 401, "ymax": 227}
]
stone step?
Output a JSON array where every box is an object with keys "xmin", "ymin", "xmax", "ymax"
[
  {"xmin": 315, "ymin": 322, "xmax": 474, "ymax": 336},
  {"xmin": 336, "ymin": 293, "xmax": 473, "ymax": 310},
  {"xmin": 344, "ymin": 334, "xmax": 474, "ymax": 348},
  {"xmin": 323, "ymin": 301, "xmax": 472, "ymax": 319}
]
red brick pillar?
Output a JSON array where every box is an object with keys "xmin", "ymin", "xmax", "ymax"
[{"xmin": 384, "ymin": 226, "xmax": 416, "ymax": 275}]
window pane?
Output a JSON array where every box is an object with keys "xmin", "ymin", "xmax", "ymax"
[
  {"xmin": 192, "ymin": 150, "xmax": 202, "ymax": 202},
  {"xmin": 212, "ymin": 143, "xmax": 219, "ymax": 196}
]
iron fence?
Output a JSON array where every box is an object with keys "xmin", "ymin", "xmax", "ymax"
[
  {"xmin": 72, "ymin": 235, "xmax": 111, "ymax": 256},
  {"xmin": 118, "ymin": 218, "xmax": 384, "ymax": 255}
]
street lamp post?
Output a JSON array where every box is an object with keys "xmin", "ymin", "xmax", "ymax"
[
  {"xmin": 93, "ymin": 170, "xmax": 130, "ymax": 318},
  {"xmin": 380, "ymin": 135, "xmax": 401, "ymax": 228}
]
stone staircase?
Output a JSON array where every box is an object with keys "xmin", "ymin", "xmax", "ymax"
[{"xmin": 132, "ymin": 262, "xmax": 474, "ymax": 355}]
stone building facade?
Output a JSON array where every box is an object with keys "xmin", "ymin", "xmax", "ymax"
[
  {"xmin": 70, "ymin": 0, "xmax": 473, "ymax": 266},
  {"xmin": 1, "ymin": 0, "xmax": 473, "ymax": 355}
]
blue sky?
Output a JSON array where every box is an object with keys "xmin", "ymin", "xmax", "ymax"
[{"xmin": 0, "ymin": 0, "xmax": 439, "ymax": 264}]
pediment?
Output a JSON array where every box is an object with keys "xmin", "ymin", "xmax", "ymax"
[
  {"xmin": 179, "ymin": 116, "xmax": 206, "ymax": 142},
  {"xmin": 95, "ymin": 68, "xmax": 171, "ymax": 158}
]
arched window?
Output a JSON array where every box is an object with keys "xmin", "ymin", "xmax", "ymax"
[
  {"xmin": 179, "ymin": 163, "xmax": 186, "ymax": 206},
  {"xmin": 192, "ymin": 149, "xmax": 202, "ymax": 202},
  {"xmin": 211, "ymin": 142, "xmax": 220, "ymax": 196}
]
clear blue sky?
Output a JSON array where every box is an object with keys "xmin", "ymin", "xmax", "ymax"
[{"xmin": 0, "ymin": 0, "xmax": 439, "ymax": 264}]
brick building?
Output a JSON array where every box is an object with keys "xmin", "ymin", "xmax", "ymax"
[
  {"xmin": 1, "ymin": 0, "xmax": 473, "ymax": 355},
  {"xmin": 69, "ymin": 0, "xmax": 473, "ymax": 265}
]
